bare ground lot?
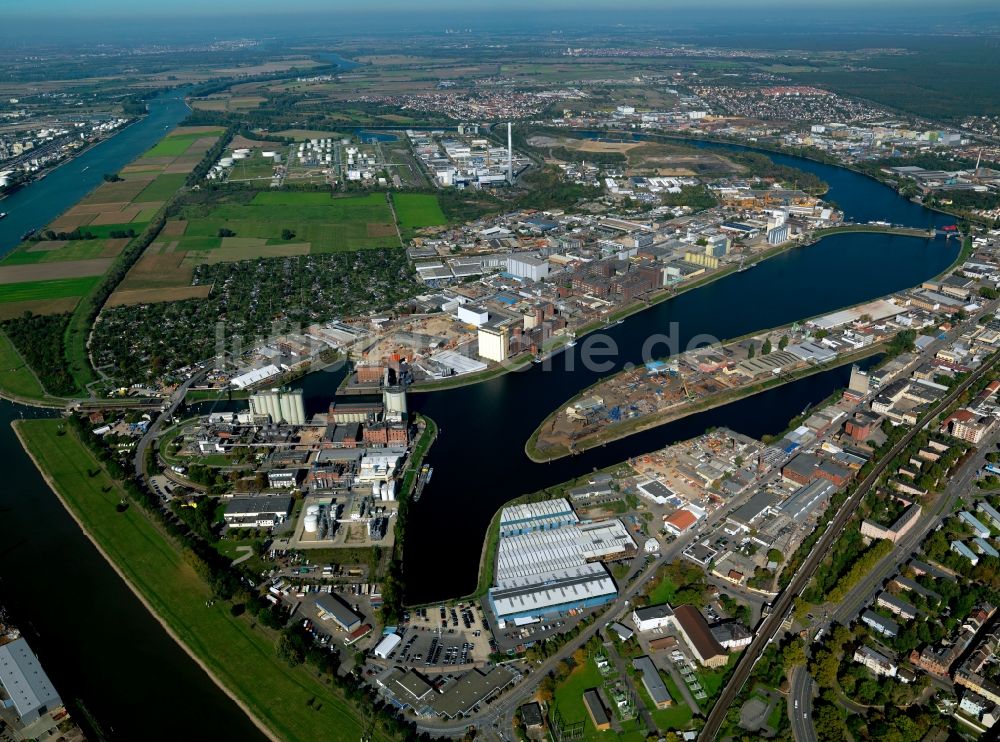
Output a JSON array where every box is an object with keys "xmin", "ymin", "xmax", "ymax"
[
  {"xmin": 0, "ymin": 259, "xmax": 112, "ymax": 284},
  {"xmin": 0, "ymin": 297, "xmax": 78, "ymax": 320},
  {"xmin": 105, "ymin": 285, "xmax": 213, "ymax": 307}
]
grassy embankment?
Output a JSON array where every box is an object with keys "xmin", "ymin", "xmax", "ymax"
[
  {"xmin": 0, "ymin": 332, "xmax": 67, "ymax": 406},
  {"xmin": 14, "ymin": 418, "xmax": 380, "ymax": 742},
  {"xmin": 399, "ymin": 414, "xmax": 437, "ymax": 497}
]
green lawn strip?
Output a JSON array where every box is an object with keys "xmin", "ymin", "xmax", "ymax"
[
  {"xmin": 0, "ymin": 277, "xmax": 99, "ymax": 303},
  {"xmin": 15, "ymin": 419, "xmax": 370, "ymax": 742},
  {"xmin": 0, "ymin": 330, "xmax": 47, "ymax": 400}
]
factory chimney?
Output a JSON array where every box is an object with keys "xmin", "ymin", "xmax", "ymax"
[{"xmin": 507, "ymin": 122, "xmax": 513, "ymax": 183}]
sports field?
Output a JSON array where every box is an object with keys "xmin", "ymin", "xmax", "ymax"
[
  {"xmin": 15, "ymin": 419, "xmax": 379, "ymax": 742},
  {"xmin": 393, "ymin": 193, "xmax": 447, "ymax": 230}
]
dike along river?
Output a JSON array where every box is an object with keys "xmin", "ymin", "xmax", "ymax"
[
  {"xmin": 0, "ymin": 90, "xmax": 269, "ymax": 739},
  {"xmin": 0, "ymin": 120, "xmax": 959, "ymax": 738}
]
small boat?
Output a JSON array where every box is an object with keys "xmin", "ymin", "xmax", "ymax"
[
  {"xmin": 566, "ymin": 340, "xmax": 577, "ymax": 348},
  {"xmin": 614, "ymin": 319, "xmax": 624, "ymax": 325},
  {"xmin": 0, "ymin": 212, "xmax": 7, "ymax": 220},
  {"xmin": 81, "ymin": 166, "xmax": 89, "ymax": 172}
]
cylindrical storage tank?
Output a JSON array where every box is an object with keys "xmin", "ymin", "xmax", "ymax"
[
  {"xmin": 306, "ymin": 505, "xmax": 320, "ymax": 516},
  {"xmin": 386, "ymin": 481, "xmax": 396, "ymax": 501},
  {"xmin": 304, "ymin": 514, "xmax": 318, "ymax": 533},
  {"xmin": 372, "ymin": 482, "xmax": 380, "ymax": 497}
]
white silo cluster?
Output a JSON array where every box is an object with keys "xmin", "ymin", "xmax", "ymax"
[
  {"xmin": 344, "ymin": 146, "xmax": 377, "ymax": 182},
  {"xmin": 297, "ymin": 138, "xmax": 334, "ymax": 167},
  {"xmin": 370, "ymin": 480, "xmax": 396, "ymax": 502}
]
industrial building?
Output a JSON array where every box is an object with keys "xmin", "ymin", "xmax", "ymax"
[
  {"xmin": 633, "ymin": 603, "xmax": 675, "ymax": 632},
  {"xmin": 373, "ymin": 633, "xmax": 402, "ymax": 660},
  {"xmin": 316, "ymin": 594, "xmax": 363, "ymax": 632},
  {"xmin": 488, "ymin": 562, "xmax": 618, "ymax": 623},
  {"xmin": 223, "ymin": 495, "xmax": 293, "ymax": 529},
  {"xmin": 0, "ymin": 638, "xmax": 62, "ymax": 726},
  {"xmin": 499, "ymin": 498, "xmax": 578, "ymax": 536},
  {"xmin": 671, "ymin": 605, "xmax": 729, "ymax": 668},
  {"xmin": 506, "ymin": 254, "xmax": 550, "ymax": 282},
  {"xmin": 488, "ymin": 498, "xmax": 634, "ymax": 622},
  {"xmin": 249, "ymin": 388, "xmax": 306, "ymax": 425}
]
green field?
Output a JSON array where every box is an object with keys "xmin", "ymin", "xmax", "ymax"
[
  {"xmin": 393, "ymin": 194, "xmax": 447, "ymax": 230},
  {"xmin": 0, "ymin": 331, "xmax": 46, "ymax": 400},
  {"xmin": 0, "ymin": 277, "xmax": 100, "ymax": 303},
  {"xmin": 552, "ymin": 657, "xmax": 647, "ymax": 740},
  {"xmin": 0, "ymin": 240, "xmax": 116, "ymax": 265},
  {"xmin": 177, "ymin": 192, "xmax": 398, "ymax": 252},
  {"xmin": 135, "ymin": 173, "xmax": 188, "ymax": 202},
  {"xmin": 637, "ymin": 672, "xmax": 693, "ymax": 731},
  {"xmin": 15, "ymin": 419, "xmax": 378, "ymax": 742},
  {"xmin": 143, "ymin": 132, "xmax": 215, "ymax": 158}
]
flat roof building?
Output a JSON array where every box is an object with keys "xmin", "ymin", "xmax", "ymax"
[
  {"xmin": 633, "ymin": 603, "xmax": 675, "ymax": 633},
  {"xmin": 488, "ymin": 563, "xmax": 617, "ymax": 622},
  {"xmin": 499, "ymin": 498, "xmax": 577, "ymax": 536},
  {"xmin": 583, "ymin": 689, "xmax": 611, "ymax": 731},
  {"xmin": 316, "ymin": 594, "xmax": 363, "ymax": 632},
  {"xmin": 0, "ymin": 638, "xmax": 62, "ymax": 725},
  {"xmin": 223, "ymin": 495, "xmax": 293, "ymax": 529}
]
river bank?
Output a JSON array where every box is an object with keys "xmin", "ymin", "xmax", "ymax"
[{"xmin": 11, "ymin": 419, "xmax": 281, "ymax": 742}]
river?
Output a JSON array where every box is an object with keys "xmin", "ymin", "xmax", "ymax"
[
  {"xmin": 0, "ymin": 119, "xmax": 961, "ymax": 736},
  {"xmin": 0, "ymin": 89, "xmax": 193, "ymax": 256}
]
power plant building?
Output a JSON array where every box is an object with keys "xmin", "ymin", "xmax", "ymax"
[{"xmin": 249, "ymin": 388, "xmax": 306, "ymax": 425}]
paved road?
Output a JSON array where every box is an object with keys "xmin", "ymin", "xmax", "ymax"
[
  {"xmin": 788, "ymin": 666, "xmax": 816, "ymax": 742},
  {"xmin": 701, "ymin": 344, "xmax": 1000, "ymax": 739},
  {"xmin": 133, "ymin": 371, "xmax": 204, "ymax": 481}
]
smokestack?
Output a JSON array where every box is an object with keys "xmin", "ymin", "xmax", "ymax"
[{"xmin": 507, "ymin": 122, "xmax": 513, "ymax": 183}]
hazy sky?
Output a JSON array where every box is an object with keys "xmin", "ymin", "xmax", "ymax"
[{"xmin": 3, "ymin": 0, "xmax": 997, "ymax": 17}]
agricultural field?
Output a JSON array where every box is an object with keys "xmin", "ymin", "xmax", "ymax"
[
  {"xmin": 108, "ymin": 191, "xmax": 403, "ymax": 307},
  {"xmin": 0, "ymin": 127, "xmax": 222, "ymax": 320},
  {"xmin": 393, "ymin": 193, "xmax": 447, "ymax": 231}
]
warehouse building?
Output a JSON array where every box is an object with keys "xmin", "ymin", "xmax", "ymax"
[
  {"xmin": 499, "ymin": 498, "xmax": 578, "ymax": 536},
  {"xmin": 223, "ymin": 495, "xmax": 293, "ymax": 529},
  {"xmin": 633, "ymin": 603, "xmax": 675, "ymax": 632},
  {"xmin": 488, "ymin": 562, "xmax": 618, "ymax": 623},
  {"xmin": 0, "ymin": 638, "xmax": 62, "ymax": 725},
  {"xmin": 494, "ymin": 519, "xmax": 635, "ymax": 580},
  {"xmin": 316, "ymin": 594, "xmax": 363, "ymax": 632}
]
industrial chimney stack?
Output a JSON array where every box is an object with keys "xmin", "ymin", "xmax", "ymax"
[{"xmin": 507, "ymin": 122, "xmax": 513, "ymax": 183}]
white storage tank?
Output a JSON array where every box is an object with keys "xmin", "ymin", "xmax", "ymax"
[
  {"xmin": 304, "ymin": 514, "xmax": 318, "ymax": 533},
  {"xmin": 372, "ymin": 482, "xmax": 381, "ymax": 497}
]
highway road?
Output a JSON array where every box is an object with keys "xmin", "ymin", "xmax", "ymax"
[
  {"xmin": 700, "ymin": 343, "xmax": 1000, "ymax": 739},
  {"xmin": 133, "ymin": 370, "xmax": 204, "ymax": 482}
]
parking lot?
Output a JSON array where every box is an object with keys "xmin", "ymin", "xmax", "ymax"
[{"xmin": 385, "ymin": 602, "xmax": 493, "ymax": 669}]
